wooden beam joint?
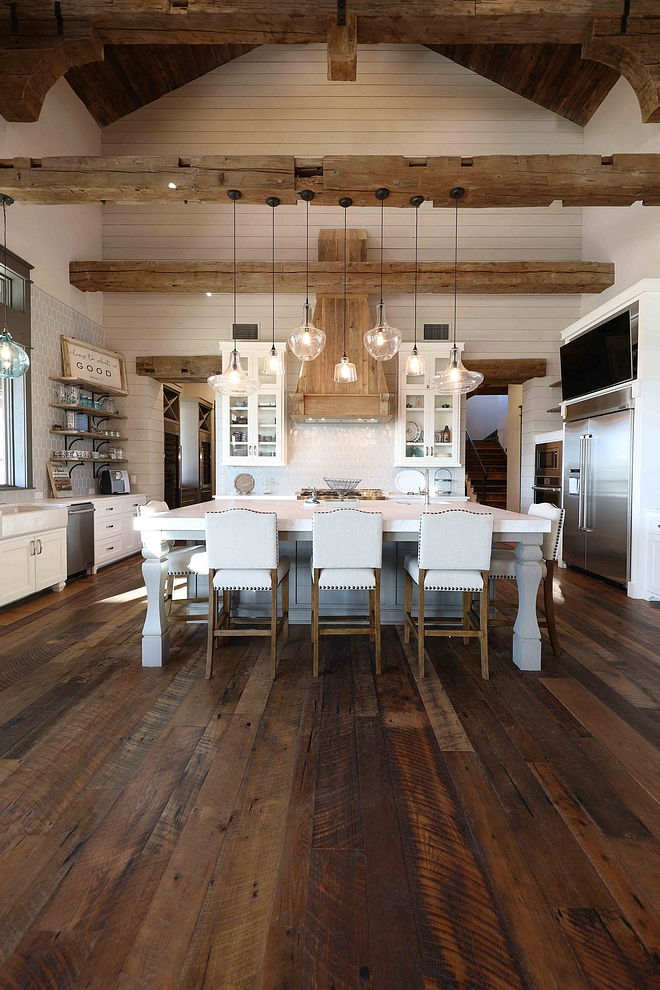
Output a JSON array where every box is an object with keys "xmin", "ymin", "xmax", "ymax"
[
  {"xmin": 327, "ymin": 10, "xmax": 357, "ymax": 81},
  {"xmin": 583, "ymin": 16, "xmax": 660, "ymax": 123},
  {"xmin": 0, "ymin": 21, "xmax": 103, "ymax": 122}
]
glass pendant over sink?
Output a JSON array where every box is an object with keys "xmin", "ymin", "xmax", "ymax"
[
  {"xmin": 208, "ymin": 189, "xmax": 260, "ymax": 397},
  {"xmin": 429, "ymin": 187, "xmax": 484, "ymax": 396},
  {"xmin": 404, "ymin": 195, "xmax": 427, "ymax": 378},
  {"xmin": 0, "ymin": 195, "xmax": 29, "ymax": 380},
  {"xmin": 334, "ymin": 198, "xmax": 358, "ymax": 384},
  {"xmin": 288, "ymin": 190, "xmax": 326, "ymax": 362},
  {"xmin": 262, "ymin": 196, "xmax": 286, "ymax": 377},
  {"xmin": 363, "ymin": 187, "xmax": 402, "ymax": 362}
]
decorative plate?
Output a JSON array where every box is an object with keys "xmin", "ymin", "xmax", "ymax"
[
  {"xmin": 234, "ymin": 473, "xmax": 255, "ymax": 495},
  {"xmin": 406, "ymin": 421, "xmax": 422, "ymax": 443},
  {"xmin": 395, "ymin": 469, "xmax": 426, "ymax": 494}
]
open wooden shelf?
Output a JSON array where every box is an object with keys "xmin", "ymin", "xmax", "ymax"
[
  {"xmin": 50, "ymin": 429, "xmax": 128, "ymax": 441},
  {"xmin": 49, "ymin": 403, "xmax": 127, "ymax": 419},
  {"xmin": 49, "ymin": 375, "xmax": 128, "ymax": 397},
  {"xmin": 49, "ymin": 457, "xmax": 128, "ymax": 464}
]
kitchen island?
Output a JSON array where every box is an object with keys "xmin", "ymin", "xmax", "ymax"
[{"xmin": 137, "ymin": 498, "xmax": 551, "ymax": 671}]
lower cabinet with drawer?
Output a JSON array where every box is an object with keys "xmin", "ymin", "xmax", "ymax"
[
  {"xmin": 0, "ymin": 529, "xmax": 67, "ymax": 607},
  {"xmin": 91, "ymin": 494, "xmax": 146, "ymax": 572}
]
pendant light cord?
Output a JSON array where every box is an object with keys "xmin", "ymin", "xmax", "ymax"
[
  {"xmin": 2, "ymin": 199, "xmax": 7, "ymax": 330},
  {"xmin": 232, "ymin": 197, "xmax": 237, "ymax": 331},
  {"xmin": 343, "ymin": 203, "xmax": 347, "ymax": 357},
  {"xmin": 305, "ymin": 198, "xmax": 309, "ymax": 306},
  {"xmin": 379, "ymin": 198, "xmax": 384, "ymax": 307},
  {"xmin": 453, "ymin": 193, "xmax": 458, "ymax": 348},
  {"xmin": 413, "ymin": 204, "xmax": 419, "ymax": 349},
  {"xmin": 271, "ymin": 202, "xmax": 276, "ymax": 348}
]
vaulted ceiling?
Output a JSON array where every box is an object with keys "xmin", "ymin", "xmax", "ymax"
[{"xmin": 64, "ymin": 42, "xmax": 619, "ymax": 130}]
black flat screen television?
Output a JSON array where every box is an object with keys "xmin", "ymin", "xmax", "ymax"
[{"xmin": 560, "ymin": 309, "xmax": 636, "ymax": 402}]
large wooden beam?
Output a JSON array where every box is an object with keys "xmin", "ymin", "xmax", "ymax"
[
  {"xmin": 69, "ymin": 260, "xmax": 615, "ymax": 295},
  {"xmin": 136, "ymin": 355, "xmax": 220, "ymax": 382},
  {"xmin": 327, "ymin": 11, "xmax": 357, "ymax": 82},
  {"xmin": 0, "ymin": 22, "xmax": 103, "ymax": 122},
  {"xmin": 465, "ymin": 359, "xmax": 547, "ymax": 393},
  {"xmin": 5, "ymin": 154, "xmax": 660, "ymax": 208}
]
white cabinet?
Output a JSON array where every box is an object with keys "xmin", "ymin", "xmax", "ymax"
[
  {"xmin": 220, "ymin": 344, "xmax": 287, "ymax": 466},
  {"xmin": 92, "ymin": 494, "xmax": 146, "ymax": 571},
  {"xmin": 395, "ymin": 346, "xmax": 462, "ymax": 467},
  {"xmin": 647, "ymin": 511, "xmax": 660, "ymax": 597},
  {"xmin": 0, "ymin": 529, "xmax": 67, "ymax": 606}
]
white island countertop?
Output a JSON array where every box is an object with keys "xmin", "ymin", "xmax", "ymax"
[{"xmin": 137, "ymin": 498, "xmax": 550, "ymax": 536}]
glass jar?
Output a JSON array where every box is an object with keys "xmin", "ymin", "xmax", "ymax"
[
  {"xmin": 66, "ymin": 385, "xmax": 80, "ymax": 405},
  {"xmin": 54, "ymin": 383, "xmax": 67, "ymax": 403}
]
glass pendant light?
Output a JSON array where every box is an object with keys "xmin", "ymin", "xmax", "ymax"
[
  {"xmin": 288, "ymin": 189, "xmax": 326, "ymax": 362},
  {"xmin": 0, "ymin": 195, "xmax": 29, "ymax": 380},
  {"xmin": 208, "ymin": 189, "xmax": 259, "ymax": 397},
  {"xmin": 363, "ymin": 187, "xmax": 402, "ymax": 362},
  {"xmin": 334, "ymin": 198, "xmax": 358, "ymax": 384},
  {"xmin": 262, "ymin": 196, "xmax": 286, "ymax": 377},
  {"xmin": 429, "ymin": 187, "xmax": 484, "ymax": 395},
  {"xmin": 404, "ymin": 195, "xmax": 427, "ymax": 378}
]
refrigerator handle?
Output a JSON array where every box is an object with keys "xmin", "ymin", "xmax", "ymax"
[
  {"xmin": 582, "ymin": 434, "xmax": 593, "ymax": 533},
  {"xmin": 578, "ymin": 435, "xmax": 585, "ymax": 531}
]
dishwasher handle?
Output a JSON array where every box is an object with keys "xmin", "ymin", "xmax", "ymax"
[{"xmin": 68, "ymin": 503, "xmax": 95, "ymax": 514}]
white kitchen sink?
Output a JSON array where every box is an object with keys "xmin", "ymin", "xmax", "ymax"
[{"xmin": 0, "ymin": 503, "xmax": 68, "ymax": 539}]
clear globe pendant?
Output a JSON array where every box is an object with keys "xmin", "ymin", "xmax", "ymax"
[
  {"xmin": 333, "ymin": 353, "xmax": 358, "ymax": 383},
  {"xmin": 0, "ymin": 329, "xmax": 29, "ymax": 379},
  {"xmin": 363, "ymin": 302, "xmax": 402, "ymax": 361},
  {"xmin": 429, "ymin": 345, "xmax": 484, "ymax": 395},
  {"xmin": 261, "ymin": 346, "xmax": 286, "ymax": 377},
  {"xmin": 288, "ymin": 302, "xmax": 326, "ymax": 361},
  {"xmin": 404, "ymin": 345, "xmax": 426, "ymax": 377},
  {"xmin": 208, "ymin": 348, "xmax": 259, "ymax": 397}
]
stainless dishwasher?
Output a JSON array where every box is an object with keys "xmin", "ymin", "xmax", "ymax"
[{"xmin": 67, "ymin": 502, "xmax": 95, "ymax": 577}]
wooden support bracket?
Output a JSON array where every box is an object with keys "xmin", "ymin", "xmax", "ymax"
[
  {"xmin": 327, "ymin": 10, "xmax": 357, "ymax": 81},
  {"xmin": 0, "ymin": 22, "xmax": 103, "ymax": 122},
  {"xmin": 584, "ymin": 16, "xmax": 660, "ymax": 123}
]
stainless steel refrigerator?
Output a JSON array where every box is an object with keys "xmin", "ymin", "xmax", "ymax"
[{"xmin": 562, "ymin": 388, "xmax": 633, "ymax": 586}]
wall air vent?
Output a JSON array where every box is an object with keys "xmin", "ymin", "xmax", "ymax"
[
  {"xmin": 232, "ymin": 323, "xmax": 259, "ymax": 341},
  {"xmin": 424, "ymin": 323, "xmax": 450, "ymax": 341}
]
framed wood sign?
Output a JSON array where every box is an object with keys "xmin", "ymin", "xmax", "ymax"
[
  {"xmin": 60, "ymin": 336, "xmax": 128, "ymax": 395},
  {"xmin": 47, "ymin": 461, "xmax": 73, "ymax": 498}
]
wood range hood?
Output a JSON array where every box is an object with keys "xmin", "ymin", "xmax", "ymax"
[{"xmin": 292, "ymin": 228, "xmax": 392, "ymax": 424}]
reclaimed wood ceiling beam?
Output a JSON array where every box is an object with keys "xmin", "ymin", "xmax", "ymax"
[
  {"xmin": 4, "ymin": 154, "xmax": 660, "ymax": 207},
  {"xmin": 69, "ymin": 260, "xmax": 615, "ymax": 295}
]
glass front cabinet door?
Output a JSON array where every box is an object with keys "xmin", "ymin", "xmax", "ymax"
[
  {"xmin": 220, "ymin": 344, "xmax": 287, "ymax": 466},
  {"xmin": 395, "ymin": 346, "xmax": 461, "ymax": 466}
]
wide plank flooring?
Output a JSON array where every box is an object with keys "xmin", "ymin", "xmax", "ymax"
[{"xmin": 0, "ymin": 558, "xmax": 659, "ymax": 989}]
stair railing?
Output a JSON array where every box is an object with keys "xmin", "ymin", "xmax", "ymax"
[{"xmin": 466, "ymin": 431, "xmax": 488, "ymax": 504}]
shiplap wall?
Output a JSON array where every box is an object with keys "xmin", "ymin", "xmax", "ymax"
[{"xmin": 101, "ymin": 44, "xmax": 587, "ymax": 498}]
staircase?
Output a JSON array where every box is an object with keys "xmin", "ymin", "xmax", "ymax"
[{"xmin": 466, "ymin": 432, "xmax": 508, "ymax": 509}]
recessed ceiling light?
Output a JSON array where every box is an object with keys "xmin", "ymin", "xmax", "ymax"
[
  {"xmin": 206, "ymin": 292, "xmax": 212, "ymax": 297},
  {"xmin": 168, "ymin": 182, "xmax": 177, "ymax": 189}
]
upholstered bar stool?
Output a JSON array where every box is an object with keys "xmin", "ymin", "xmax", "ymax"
[
  {"xmin": 138, "ymin": 500, "xmax": 207, "ymax": 620},
  {"xmin": 311, "ymin": 508, "xmax": 383, "ymax": 677},
  {"xmin": 205, "ymin": 508, "xmax": 290, "ymax": 680},
  {"xmin": 489, "ymin": 503, "xmax": 565, "ymax": 656},
  {"xmin": 404, "ymin": 509, "xmax": 494, "ymax": 680}
]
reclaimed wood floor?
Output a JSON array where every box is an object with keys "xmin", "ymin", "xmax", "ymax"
[{"xmin": 0, "ymin": 558, "xmax": 659, "ymax": 989}]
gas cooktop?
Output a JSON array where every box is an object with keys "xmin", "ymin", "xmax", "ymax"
[{"xmin": 296, "ymin": 488, "xmax": 385, "ymax": 501}]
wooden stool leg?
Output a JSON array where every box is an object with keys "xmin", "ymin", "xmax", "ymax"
[
  {"xmin": 480, "ymin": 570, "xmax": 489, "ymax": 680},
  {"xmin": 374, "ymin": 569, "xmax": 381, "ymax": 675},
  {"xmin": 404, "ymin": 571, "xmax": 412, "ymax": 644},
  {"xmin": 418, "ymin": 569, "xmax": 426, "ymax": 679},
  {"xmin": 206, "ymin": 570, "xmax": 217, "ymax": 679},
  {"xmin": 166, "ymin": 574, "xmax": 174, "ymax": 615},
  {"xmin": 312, "ymin": 569, "xmax": 320, "ymax": 677},
  {"xmin": 270, "ymin": 569, "xmax": 278, "ymax": 680},
  {"xmin": 222, "ymin": 590, "xmax": 231, "ymax": 629},
  {"xmin": 544, "ymin": 561, "xmax": 560, "ymax": 656},
  {"xmin": 282, "ymin": 570, "xmax": 289, "ymax": 645},
  {"xmin": 462, "ymin": 591, "xmax": 471, "ymax": 645},
  {"xmin": 369, "ymin": 589, "xmax": 375, "ymax": 643}
]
